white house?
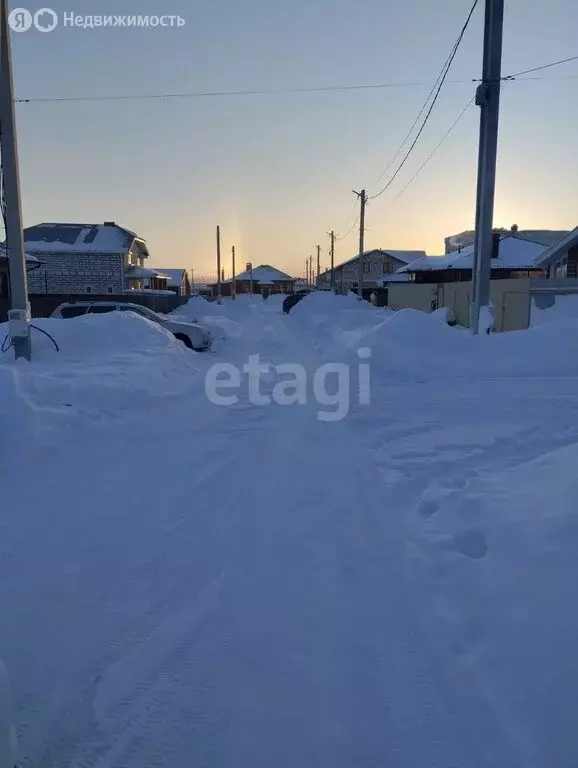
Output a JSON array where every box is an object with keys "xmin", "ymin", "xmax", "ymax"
[{"xmin": 22, "ymin": 221, "xmax": 168, "ymax": 295}]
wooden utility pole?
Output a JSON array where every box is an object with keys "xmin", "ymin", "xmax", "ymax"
[
  {"xmin": 231, "ymin": 245, "xmax": 236, "ymax": 300},
  {"xmin": 470, "ymin": 0, "xmax": 504, "ymax": 334},
  {"xmin": 216, "ymin": 225, "xmax": 222, "ymax": 299},
  {"xmin": 353, "ymin": 189, "xmax": 367, "ymax": 300},
  {"xmin": 316, "ymin": 244, "xmax": 321, "ymax": 287},
  {"xmin": 328, "ymin": 230, "xmax": 335, "ymax": 288},
  {"xmin": 309, "ymin": 255, "xmax": 313, "ymax": 287}
]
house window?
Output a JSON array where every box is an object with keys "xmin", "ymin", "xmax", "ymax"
[
  {"xmin": 108, "ymin": 287, "xmax": 114, "ymax": 294},
  {"xmin": 86, "ymin": 286, "xmax": 92, "ymax": 294},
  {"xmin": 383, "ymin": 260, "xmax": 394, "ymax": 274}
]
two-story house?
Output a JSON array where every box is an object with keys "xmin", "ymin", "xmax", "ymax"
[
  {"xmin": 22, "ymin": 221, "xmax": 168, "ymax": 295},
  {"xmin": 319, "ymin": 249, "xmax": 426, "ymax": 291}
]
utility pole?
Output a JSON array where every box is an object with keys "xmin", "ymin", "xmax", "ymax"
[
  {"xmin": 305, "ymin": 257, "xmax": 309, "ymax": 284},
  {"xmin": 231, "ymin": 245, "xmax": 236, "ymax": 300},
  {"xmin": 470, "ymin": 0, "xmax": 504, "ymax": 334},
  {"xmin": 328, "ymin": 230, "xmax": 335, "ymax": 289},
  {"xmin": 0, "ymin": 0, "xmax": 31, "ymax": 359},
  {"xmin": 353, "ymin": 189, "xmax": 366, "ymax": 301},
  {"xmin": 309, "ymin": 255, "xmax": 313, "ymax": 287},
  {"xmin": 316, "ymin": 244, "xmax": 321, "ymax": 287},
  {"xmin": 216, "ymin": 225, "xmax": 222, "ymax": 299}
]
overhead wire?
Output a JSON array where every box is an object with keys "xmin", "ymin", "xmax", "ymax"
[
  {"xmin": 391, "ymin": 96, "xmax": 475, "ymax": 203},
  {"xmin": 367, "ymin": 0, "xmax": 479, "ymax": 201}
]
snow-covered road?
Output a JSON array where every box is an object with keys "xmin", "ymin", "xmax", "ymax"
[{"xmin": 2, "ymin": 294, "xmax": 578, "ymax": 767}]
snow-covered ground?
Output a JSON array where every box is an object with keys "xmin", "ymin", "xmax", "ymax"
[{"xmin": 1, "ymin": 293, "xmax": 578, "ymax": 767}]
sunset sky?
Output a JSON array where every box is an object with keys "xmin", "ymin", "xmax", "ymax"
[{"xmin": 9, "ymin": 0, "xmax": 578, "ymax": 278}]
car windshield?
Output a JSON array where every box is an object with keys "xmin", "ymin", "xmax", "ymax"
[
  {"xmin": 123, "ymin": 305, "xmax": 163, "ymax": 323},
  {"xmin": 59, "ymin": 306, "xmax": 89, "ymax": 318}
]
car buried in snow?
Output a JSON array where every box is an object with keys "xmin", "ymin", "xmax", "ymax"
[
  {"xmin": 51, "ymin": 301, "xmax": 212, "ymax": 351},
  {"xmin": 282, "ymin": 288, "xmax": 313, "ymax": 314}
]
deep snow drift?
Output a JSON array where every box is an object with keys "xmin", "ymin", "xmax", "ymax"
[{"xmin": 1, "ymin": 294, "xmax": 577, "ymax": 767}]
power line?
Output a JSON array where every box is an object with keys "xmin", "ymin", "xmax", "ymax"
[
  {"xmin": 505, "ymin": 54, "xmax": 578, "ymax": 80},
  {"xmin": 335, "ymin": 214, "xmax": 360, "ymax": 241},
  {"xmin": 13, "ymin": 80, "xmax": 450, "ymax": 104},
  {"xmin": 12, "ymin": 60, "xmax": 578, "ymax": 105},
  {"xmin": 368, "ymin": 0, "xmax": 479, "ymax": 201},
  {"xmin": 366, "ymin": 10, "xmax": 477, "ymax": 194},
  {"xmin": 392, "ymin": 96, "xmax": 475, "ymax": 203}
]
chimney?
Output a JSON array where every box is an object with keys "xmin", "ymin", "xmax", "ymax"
[
  {"xmin": 491, "ymin": 230, "xmax": 501, "ymax": 259},
  {"xmin": 246, "ymin": 262, "xmax": 252, "ymax": 271},
  {"xmin": 511, "ymin": 223, "xmax": 518, "ymax": 232},
  {"xmin": 103, "ymin": 221, "xmax": 116, "ymax": 227}
]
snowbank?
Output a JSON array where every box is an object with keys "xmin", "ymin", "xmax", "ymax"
[
  {"xmin": 0, "ymin": 314, "xmax": 205, "ymax": 433},
  {"xmin": 531, "ymin": 294, "xmax": 578, "ymax": 326},
  {"xmin": 410, "ymin": 442, "xmax": 578, "ymax": 766},
  {"xmin": 358, "ymin": 308, "xmax": 578, "ymax": 382}
]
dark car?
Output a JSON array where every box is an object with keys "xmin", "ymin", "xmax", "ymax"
[{"xmin": 282, "ymin": 289, "xmax": 311, "ymax": 314}]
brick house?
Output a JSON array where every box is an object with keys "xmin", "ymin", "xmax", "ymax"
[
  {"xmin": 214, "ymin": 264, "xmax": 295, "ymax": 297},
  {"xmin": 319, "ymin": 249, "xmax": 426, "ymax": 291},
  {"xmin": 21, "ymin": 221, "xmax": 168, "ymax": 295}
]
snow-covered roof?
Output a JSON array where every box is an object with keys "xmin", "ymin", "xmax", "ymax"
[
  {"xmin": 126, "ymin": 266, "xmax": 168, "ymax": 280},
  {"xmin": 157, "ymin": 268, "xmax": 187, "ymax": 285},
  {"xmin": 22, "ymin": 222, "xmax": 145, "ymax": 255},
  {"xmin": 224, "ymin": 264, "xmax": 294, "ymax": 283},
  {"xmin": 533, "ymin": 227, "xmax": 578, "ymax": 269},
  {"xmin": 445, "ymin": 229, "xmax": 570, "ymax": 253},
  {"xmin": 398, "ymin": 235, "xmax": 549, "ymax": 272},
  {"xmin": 0, "ymin": 243, "xmax": 39, "ymax": 263},
  {"xmin": 376, "ymin": 274, "xmax": 410, "ymax": 286}
]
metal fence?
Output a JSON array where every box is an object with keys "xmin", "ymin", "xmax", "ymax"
[{"xmin": 0, "ymin": 292, "xmax": 189, "ymax": 323}]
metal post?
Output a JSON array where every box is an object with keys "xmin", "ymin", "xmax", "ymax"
[
  {"xmin": 0, "ymin": 0, "xmax": 31, "ymax": 359},
  {"xmin": 353, "ymin": 189, "xmax": 366, "ymax": 300},
  {"xmin": 470, "ymin": 0, "xmax": 504, "ymax": 334},
  {"xmin": 216, "ymin": 225, "xmax": 222, "ymax": 299},
  {"xmin": 231, "ymin": 245, "xmax": 236, "ymax": 300}
]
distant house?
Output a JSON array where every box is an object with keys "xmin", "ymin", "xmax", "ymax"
[
  {"xmin": 213, "ymin": 264, "xmax": 295, "ymax": 297},
  {"xmin": 155, "ymin": 268, "xmax": 191, "ymax": 296},
  {"xmin": 320, "ymin": 249, "xmax": 426, "ymax": 292},
  {"xmin": 21, "ymin": 221, "xmax": 169, "ymax": 295},
  {"xmin": 0, "ymin": 244, "xmax": 41, "ymax": 299},
  {"xmin": 444, "ymin": 225, "xmax": 570, "ymax": 254},
  {"xmin": 398, "ymin": 232, "xmax": 548, "ymax": 283}
]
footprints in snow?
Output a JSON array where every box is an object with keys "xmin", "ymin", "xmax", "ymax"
[{"xmin": 416, "ymin": 479, "xmax": 489, "ymax": 561}]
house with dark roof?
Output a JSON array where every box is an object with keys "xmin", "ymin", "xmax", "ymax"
[{"xmin": 21, "ymin": 221, "xmax": 169, "ymax": 295}]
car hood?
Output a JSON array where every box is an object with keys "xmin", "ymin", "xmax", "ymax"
[{"xmin": 165, "ymin": 320, "xmax": 211, "ymax": 336}]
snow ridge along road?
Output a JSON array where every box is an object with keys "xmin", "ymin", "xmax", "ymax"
[{"xmin": 1, "ymin": 295, "xmax": 578, "ymax": 767}]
